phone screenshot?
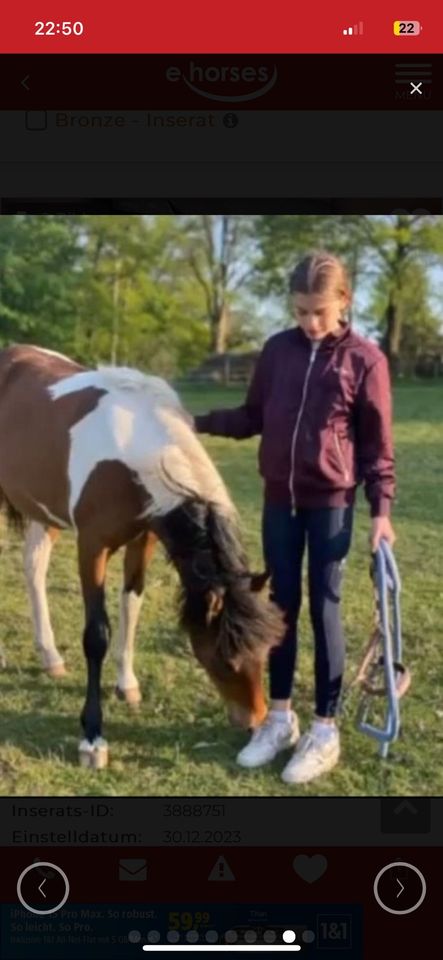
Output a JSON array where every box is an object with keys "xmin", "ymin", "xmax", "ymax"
[{"xmin": 0, "ymin": 3, "xmax": 441, "ymax": 958}]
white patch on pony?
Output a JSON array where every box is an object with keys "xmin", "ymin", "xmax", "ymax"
[
  {"xmin": 23, "ymin": 521, "xmax": 65, "ymax": 672},
  {"xmin": 115, "ymin": 588, "xmax": 143, "ymax": 694},
  {"xmin": 49, "ymin": 367, "xmax": 235, "ymax": 521},
  {"xmin": 78, "ymin": 737, "xmax": 109, "ymax": 769},
  {"xmin": 35, "ymin": 500, "xmax": 71, "ymax": 529}
]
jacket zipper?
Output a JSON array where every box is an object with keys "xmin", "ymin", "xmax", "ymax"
[
  {"xmin": 333, "ymin": 429, "xmax": 350, "ymax": 482},
  {"xmin": 289, "ymin": 341, "xmax": 319, "ymax": 515}
]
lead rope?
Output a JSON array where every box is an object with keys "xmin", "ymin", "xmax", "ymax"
[{"xmin": 340, "ymin": 540, "xmax": 412, "ymax": 758}]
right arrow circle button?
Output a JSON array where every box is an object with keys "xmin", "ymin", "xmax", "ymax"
[{"xmin": 374, "ymin": 861, "xmax": 426, "ymax": 915}]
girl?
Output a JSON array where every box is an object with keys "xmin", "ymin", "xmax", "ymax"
[{"xmin": 194, "ymin": 252, "xmax": 396, "ymax": 784}]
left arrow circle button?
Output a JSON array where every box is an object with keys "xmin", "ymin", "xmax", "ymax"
[{"xmin": 17, "ymin": 862, "xmax": 69, "ymax": 915}]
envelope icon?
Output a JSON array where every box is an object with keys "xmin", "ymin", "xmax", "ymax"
[{"xmin": 119, "ymin": 858, "xmax": 147, "ymax": 881}]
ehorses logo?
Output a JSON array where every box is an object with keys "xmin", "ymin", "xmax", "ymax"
[{"xmin": 166, "ymin": 61, "xmax": 278, "ymax": 102}]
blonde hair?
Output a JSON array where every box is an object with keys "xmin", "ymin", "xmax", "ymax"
[{"xmin": 288, "ymin": 251, "xmax": 351, "ymax": 301}]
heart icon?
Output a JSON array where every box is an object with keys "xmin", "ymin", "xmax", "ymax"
[{"xmin": 293, "ymin": 854, "xmax": 328, "ymax": 883}]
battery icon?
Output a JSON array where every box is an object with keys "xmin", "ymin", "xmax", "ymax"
[{"xmin": 393, "ymin": 20, "xmax": 422, "ymax": 35}]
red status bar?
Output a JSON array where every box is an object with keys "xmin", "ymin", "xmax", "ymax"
[{"xmin": 1, "ymin": 3, "xmax": 443, "ymax": 53}]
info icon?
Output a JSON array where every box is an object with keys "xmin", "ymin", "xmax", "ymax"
[{"xmin": 223, "ymin": 113, "xmax": 239, "ymax": 128}]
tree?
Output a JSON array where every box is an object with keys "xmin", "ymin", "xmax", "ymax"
[
  {"xmin": 0, "ymin": 215, "xmax": 213, "ymax": 376},
  {"xmin": 0, "ymin": 215, "xmax": 80, "ymax": 350},
  {"xmin": 73, "ymin": 215, "xmax": 155, "ymax": 364},
  {"xmin": 252, "ymin": 214, "xmax": 365, "ymax": 303},
  {"xmin": 253, "ymin": 214, "xmax": 443, "ymax": 372},
  {"xmin": 175, "ymin": 215, "xmax": 258, "ymax": 354},
  {"xmin": 71, "ymin": 215, "xmax": 212, "ymax": 374},
  {"xmin": 358, "ymin": 215, "xmax": 443, "ymax": 373},
  {"xmin": 370, "ymin": 260, "xmax": 442, "ymax": 375}
]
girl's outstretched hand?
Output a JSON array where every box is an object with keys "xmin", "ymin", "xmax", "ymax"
[{"xmin": 370, "ymin": 516, "xmax": 396, "ymax": 552}]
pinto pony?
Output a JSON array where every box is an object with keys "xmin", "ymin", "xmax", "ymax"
[{"xmin": 0, "ymin": 345, "xmax": 283, "ymax": 768}]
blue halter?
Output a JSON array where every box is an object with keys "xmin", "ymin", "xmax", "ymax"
[{"xmin": 356, "ymin": 539, "xmax": 410, "ymax": 758}]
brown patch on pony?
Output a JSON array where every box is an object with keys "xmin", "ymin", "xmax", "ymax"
[
  {"xmin": 0, "ymin": 345, "xmax": 108, "ymax": 529},
  {"xmin": 74, "ymin": 460, "xmax": 153, "ymax": 552},
  {"xmin": 123, "ymin": 529, "xmax": 158, "ymax": 596}
]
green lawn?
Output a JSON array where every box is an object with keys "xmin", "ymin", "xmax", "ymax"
[{"xmin": 0, "ymin": 381, "xmax": 442, "ymax": 796}]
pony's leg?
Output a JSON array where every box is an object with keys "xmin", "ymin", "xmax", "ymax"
[
  {"xmin": 23, "ymin": 521, "xmax": 66, "ymax": 677},
  {"xmin": 115, "ymin": 530, "xmax": 157, "ymax": 708},
  {"xmin": 77, "ymin": 537, "xmax": 111, "ymax": 770}
]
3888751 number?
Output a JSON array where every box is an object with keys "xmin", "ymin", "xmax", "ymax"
[{"xmin": 163, "ymin": 804, "xmax": 225, "ymax": 817}]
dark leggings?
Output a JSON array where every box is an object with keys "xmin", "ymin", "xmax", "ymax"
[{"xmin": 263, "ymin": 503, "xmax": 354, "ymax": 717}]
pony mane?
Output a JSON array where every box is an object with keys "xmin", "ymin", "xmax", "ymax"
[
  {"xmin": 96, "ymin": 366, "xmax": 182, "ymax": 407},
  {"xmin": 51, "ymin": 364, "xmax": 182, "ymax": 409},
  {"xmin": 161, "ymin": 498, "xmax": 283, "ymax": 663}
]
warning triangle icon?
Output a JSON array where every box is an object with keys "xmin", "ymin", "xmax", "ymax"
[{"xmin": 208, "ymin": 856, "xmax": 235, "ymax": 881}]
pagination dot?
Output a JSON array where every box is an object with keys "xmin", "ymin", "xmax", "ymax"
[
  {"xmin": 225, "ymin": 931, "xmax": 238, "ymax": 943},
  {"xmin": 283, "ymin": 930, "xmax": 296, "ymax": 944}
]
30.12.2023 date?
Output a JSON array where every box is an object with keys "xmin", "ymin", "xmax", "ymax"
[{"xmin": 162, "ymin": 830, "xmax": 242, "ymax": 844}]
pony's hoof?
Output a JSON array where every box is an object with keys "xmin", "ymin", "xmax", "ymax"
[
  {"xmin": 115, "ymin": 685, "xmax": 142, "ymax": 709},
  {"xmin": 78, "ymin": 737, "xmax": 109, "ymax": 770},
  {"xmin": 46, "ymin": 662, "xmax": 67, "ymax": 679}
]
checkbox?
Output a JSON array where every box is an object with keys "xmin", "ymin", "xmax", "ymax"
[{"xmin": 25, "ymin": 111, "xmax": 48, "ymax": 131}]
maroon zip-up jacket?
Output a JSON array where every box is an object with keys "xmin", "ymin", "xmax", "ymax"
[{"xmin": 194, "ymin": 323, "xmax": 395, "ymax": 517}]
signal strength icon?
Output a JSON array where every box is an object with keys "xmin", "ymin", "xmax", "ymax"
[{"xmin": 343, "ymin": 22, "xmax": 364, "ymax": 35}]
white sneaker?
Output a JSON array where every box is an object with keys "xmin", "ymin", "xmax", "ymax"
[
  {"xmin": 281, "ymin": 726, "xmax": 340, "ymax": 784},
  {"xmin": 236, "ymin": 712, "xmax": 300, "ymax": 769}
]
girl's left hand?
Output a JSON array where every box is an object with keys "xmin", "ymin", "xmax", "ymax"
[{"xmin": 370, "ymin": 516, "xmax": 396, "ymax": 552}]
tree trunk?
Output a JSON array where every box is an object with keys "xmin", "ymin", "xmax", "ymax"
[
  {"xmin": 383, "ymin": 293, "xmax": 402, "ymax": 376},
  {"xmin": 210, "ymin": 301, "xmax": 230, "ymax": 354},
  {"xmin": 110, "ymin": 264, "xmax": 120, "ymax": 365},
  {"xmin": 383, "ymin": 215, "xmax": 410, "ymax": 376}
]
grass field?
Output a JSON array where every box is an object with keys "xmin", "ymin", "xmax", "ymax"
[{"xmin": 0, "ymin": 381, "xmax": 442, "ymax": 797}]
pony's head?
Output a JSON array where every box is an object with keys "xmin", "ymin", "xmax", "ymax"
[
  {"xmin": 156, "ymin": 499, "xmax": 285, "ymax": 730},
  {"xmin": 182, "ymin": 567, "xmax": 284, "ymax": 729}
]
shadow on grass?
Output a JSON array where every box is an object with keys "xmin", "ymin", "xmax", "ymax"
[{"xmin": 0, "ymin": 705, "xmax": 244, "ymax": 775}]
